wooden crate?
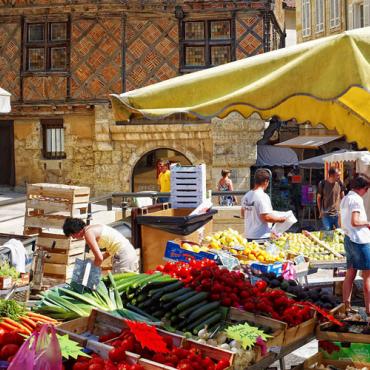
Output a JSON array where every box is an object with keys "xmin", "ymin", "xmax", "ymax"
[
  {"xmin": 46, "ymin": 252, "xmax": 84, "ymax": 265},
  {"xmin": 37, "ymin": 233, "xmax": 86, "ymax": 255},
  {"xmin": 228, "ymin": 307, "xmax": 285, "ymax": 361},
  {"xmin": 43, "ymin": 262, "xmax": 75, "ymax": 279},
  {"xmin": 27, "ymin": 183, "xmax": 90, "ymax": 204},
  {"xmin": 283, "ymin": 313, "xmax": 316, "ymax": 346},
  {"xmin": 301, "ymin": 352, "xmax": 370, "ymax": 369}
]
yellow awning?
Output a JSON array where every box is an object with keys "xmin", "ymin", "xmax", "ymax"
[{"xmin": 111, "ymin": 27, "xmax": 370, "ymax": 149}]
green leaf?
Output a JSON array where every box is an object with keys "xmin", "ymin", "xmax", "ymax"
[
  {"xmin": 57, "ymin": 334, "xmax": 91, "ymax": 360},
  {"xmin": 225, "ymin": 323, "xmax": 272, "ymax": 350}
]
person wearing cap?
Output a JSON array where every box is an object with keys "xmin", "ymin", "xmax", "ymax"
[{"xmin": 241, "ymin": 169, "xmax": 287, "ymax": 241}]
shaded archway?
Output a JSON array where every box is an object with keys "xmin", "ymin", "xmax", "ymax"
[{"xmin": 132, "ymin": 148, "xmax": 192, "ymax": 192}]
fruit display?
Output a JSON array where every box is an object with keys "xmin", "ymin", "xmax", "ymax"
[
  {"xmin": 203, "ymin": 228, "xmax": 285, "ymax": 263},
  {"xmin": 101, "ymin": 326, "xmax": 231, "ymax": 370},
  {"xmin": 72, "ymin": 353, "xmax": 145, "ymax": 370},
  {"xmin": 257, "ymin": 272, "xmax": 339, "ymax": 310},
  {"xmin": 155, "ymin": 260, "xmax": 314, "ymax": 327},
  {"xmin": 273, "ymin": 232, "xmax": 344, "ymax": 262}
]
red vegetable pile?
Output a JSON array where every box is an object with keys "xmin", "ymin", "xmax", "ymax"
[
  {"xmin": 155, "ymin": 261, "xmax": 313, "ymax": 327},
  {"xmin": 102, "ymin": 328, "xmax": 230, "ymax": 370},
  {"xmin": 72, "ymin": 353, "xmax": 144, "ymax": 370},
  {"xmin": 0, "ymin": 331, "xmax": 24, "ymax": 363}
]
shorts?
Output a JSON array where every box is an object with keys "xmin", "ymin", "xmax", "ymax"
[
  {"xmin": 344, "ymin": 235, "xmax": 370, "ymax": 270},
  {"xmin": 112, "ymin": 248, "xmax": 139, "ymax": 273}
]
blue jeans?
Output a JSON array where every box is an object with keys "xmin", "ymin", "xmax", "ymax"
[{"xmin": 322, "ymin": 215, "xmax": 339, "ymax": 231}]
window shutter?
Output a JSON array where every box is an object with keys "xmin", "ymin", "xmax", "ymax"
[{"xmin": 348, "ymin": 3, "xmax": 353, "ymax": 29}]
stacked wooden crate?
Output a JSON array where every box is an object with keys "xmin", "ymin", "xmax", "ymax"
[{"xmin": 24, "ymin": 183, "xmax": 90, "ymax": 284}]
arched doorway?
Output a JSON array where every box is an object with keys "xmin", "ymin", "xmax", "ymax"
[{"xmin": 132, "ymin": 148, "xmax": 192, "ymax": 192}]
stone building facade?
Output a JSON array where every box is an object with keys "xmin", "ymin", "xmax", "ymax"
[
  {"xmin": 0, "ymin": 1, "xmax": 285, "ymax": 195},
  {"xmin": 296, "ymin": 0, "xmax": 346, "ymax": 43},
  {"xmin": 348, "ymin": 0, "xmax": 370, "ymax": 28}
]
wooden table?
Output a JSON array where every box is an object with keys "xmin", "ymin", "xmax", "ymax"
[{"xmin": 248, "ymin": 335, "xmax": 315, "ymax": 370}]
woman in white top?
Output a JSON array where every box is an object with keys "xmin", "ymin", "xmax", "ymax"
[
  {"xmin": 340, "ymin": 175, "xmax": 370, "ymax": 316},
  {"xmin": 63, "ymin": 217, "xmax": 139, "ymax": 273}
]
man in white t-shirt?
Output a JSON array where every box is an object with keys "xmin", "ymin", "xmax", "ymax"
[{"xmin": 241, "ymin": 169, "xmax": 287, "ymax": 240}]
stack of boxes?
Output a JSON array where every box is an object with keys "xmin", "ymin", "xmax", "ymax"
[
  {"xmin": 170, "ymin": 164, "xmax": 206, "ymax": 208},
  {"xmin": 24, "ymin": 183, "xmax": 90, "ymax": 285}
]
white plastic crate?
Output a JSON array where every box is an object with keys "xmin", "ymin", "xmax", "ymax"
[{"xmin": 170, "ymin": 164, "xmax": 206, "ymax": 209}]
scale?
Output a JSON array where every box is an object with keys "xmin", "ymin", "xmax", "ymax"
[{"xmin": 70, "ymin": 258, "xmax": 101, "ymax": 293}]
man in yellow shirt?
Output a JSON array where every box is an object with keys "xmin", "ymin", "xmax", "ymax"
[{"xmin": 157, "ymin": 160, "xmax": 171, "ymax": 202}]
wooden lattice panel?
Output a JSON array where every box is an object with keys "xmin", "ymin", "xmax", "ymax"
[
  {"xmin": 23, "ymin": 76, "xmax": 67, "ymax": 101},
  {"xmin": 0, "ymin": 22, "xmax": 21, "ymax": 99},
  {"xmin": 235, "ymin": 15, "xmax": 264, "ymax": 59},
  {"xmin": 125, "ymin": 18, "xmax": 179, "ymax": 91},
  {"xmin": 70, "ymin": 17, "xmax": 123, "ymax": 99}
]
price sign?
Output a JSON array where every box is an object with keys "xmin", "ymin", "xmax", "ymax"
[
  {"xmin": 216, "ymin": 251, "xmax": 240, "ymax": 271},
  {"xmin": 294, "ymin": 254, "xmax": 306, "ymax": 265},
  {"xmin": 226, "ymin": 323, "xmax": 272, "ymax": 350}
]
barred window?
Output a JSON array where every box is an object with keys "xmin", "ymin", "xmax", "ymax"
[
  {"xmin": 181, "ymin": 19, "xmax": 234, "ymax": 72},
  {"xmin": 41, "ymin": 119, "xmax": 66, "ymax": 160},
  {"xmin": 24, "ymin": 21, "xmax": 69, "ymax": 72},
  {"xmin": 302, "ymin": 0, "xmax": 311, "ymax": 37}
]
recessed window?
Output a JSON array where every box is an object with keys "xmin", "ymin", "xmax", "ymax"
[
  {"xmin": 302, "ymin": 0, "xmax": 311, "ymax": 37},
  {"xmin": 353, "ymin": 2, "xmax": 364, "ymax": 29},
  {"xmin": 330, "ymin": 0, "xmax": 341, "ymax": 28},
  {"xmin": 181, "ymin": 19, "xmax": 234, "ymax": 71},
  {"xmin": 315, "ymin": 0, "xmax": 324, "ymax": 32},
  {"xmin": 24, "ymin": 21, "xmax": 69, "ymax": 72},
  {"xmin": 41, "ymin": 119, "xmax": 66, "ymax": 160}
]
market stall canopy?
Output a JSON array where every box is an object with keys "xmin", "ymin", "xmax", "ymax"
[
  {"xmin": 324, "ymin": 150, "xmax": 370, "ymax": 164},
  {"xmin": 275, "ymin": 135, "xmax": 341, "ymax": 149},
  {"xmin": 256, "ymin": 145, "xmax": 298, "ymax": 167},
  {"xmin": 299, "ymin": 149, "xmax": 348, "ymax": 169},
  {"xmin": 111, "ymin": 27, "xmax": 370, "ymax": 149},
  {"xmin": 0, "ymin": 88, "xmax": 11, "ymax": 113}
]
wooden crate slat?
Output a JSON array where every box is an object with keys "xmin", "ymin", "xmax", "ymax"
[
  {"xmin": 27, "ymin": 183, "xmax": 90, "ymax": 203},
  {"xmin": 37, "ymin": 233, "xmax": 85, "ymax": 250},
  {"xmin": 43, "ymin": 262, "xmax": 75, "ymax": 278},
  {"xmin": 46, "ymin": 252, "xmax": 84, "ymax": 264},
  {"xmin": 25, "ymin": 214, "xmax": 68, "ymax": 229}
]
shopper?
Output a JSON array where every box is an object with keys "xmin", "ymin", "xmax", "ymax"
[
  {"xmin": 317, "ymin": 167, "xmax": 345, "ymax": 230},
  {"xmin": 157, "ymin": 159, "xmax": 171, "ymax": 203},
  {"xmin": 217, "ymin": 169, "xmax": 235, "ymax": 206},
  {"xmin": 340, "ymin": 175, "xmax": 370, "ymax": 316},
  {"xmin": 63, "ymin": 217, "xmax": 139, "ymax": 273},
  {"xmin": 241, "ymin": 168, "xmax": 287, "ymax": 241}
]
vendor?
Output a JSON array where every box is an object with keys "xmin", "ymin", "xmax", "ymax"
[
  {"xmin": 241, "ymin": 169, "xmax": 287, "ymax": 241},
  {"xmin": 63, "ymin": 217, "xmax": 139, "ymax": 273},
  {"xmin": 340, "ymin": 174, "xmax": 370, "ymax": 316}
]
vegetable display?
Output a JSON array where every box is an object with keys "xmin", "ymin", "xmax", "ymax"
[
  {"xmin": 102, "ymin": 327, "xmax": 231, "ymax": 370},
  {"xmin": 0, "ymin": 262, "xmax": 19, "ymax": 280},
  {"xmin": 72, "ymin": 353, "xmax": 145, "ymax": 370}
]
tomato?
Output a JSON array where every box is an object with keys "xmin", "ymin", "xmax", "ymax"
[
  {"xmin": 88, "ymin": 364, "xmax": 104, "ymax": 370},
  {"xmin": 129, "ymin": 365, "xmax": 145, "ymax": 370},
  {"xmin": 72, "ymin": 363, "xmax": 90, "ymax": 370},
  {"xmin": 215, "ymin": 358, "xmax": 230, "ymax": 370},
  {"xmin": 177, "ymin": 359, "xmax": 194, "ymax": 370},
  {"xmin": 109, "ymin": 347, "xmax": 126, "ymax": 363},
  {"xmin": 117, "ymin": 364, "xmax": 131, "ymax": 370},
  {"xmin": 120, "ymin": 338, "xmax": 134, "ymax": 352},
  {"xmin": 0, "ymin": 344, "xmax": 19, "ymax": 360}
]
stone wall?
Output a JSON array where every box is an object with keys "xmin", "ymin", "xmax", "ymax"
[{"xmin": 12, "ymin": 105, "xmax": 265, "ymax": 196}]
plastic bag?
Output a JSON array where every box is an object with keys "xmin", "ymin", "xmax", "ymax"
[{"xmin": 8, "ymin": 324, "xmax": 62, "ymax": 370}]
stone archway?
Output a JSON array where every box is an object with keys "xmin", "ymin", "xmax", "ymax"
[{"xmin": 127, "ymin": 143, "xmax": 198, "ymax": 192}]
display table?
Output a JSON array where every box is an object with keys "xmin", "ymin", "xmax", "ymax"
[{"xmin": 248, "ymin": 335, "xmax": 315, "ymax": 370}]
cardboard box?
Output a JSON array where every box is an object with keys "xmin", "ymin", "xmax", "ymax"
[{"xmin": 302, "ymin": 352, "xmax": 370, "ymax": 369}]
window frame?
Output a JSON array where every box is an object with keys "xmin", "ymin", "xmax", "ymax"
[
  {"xmin": 330, "ymin": 0, "xmax": 341, "ymax": 28},
  {"xmin": 353, "ymin": 2, "xmax": 364, "ymax": 29},
  {"xmin": 315, "ymin": 0, "xmax": 325, "ymax": 33},
  {"xmin": 41, "ymin": 119, "xmax": 66, "ymax": 160},
  {"xmin": 23, "ymin": 19, "xmax": 70, "ymax": 74},
  {"xmin": 180, "ymin": 19, "xmax": 235, "ymax": 73},
  {"xmin": 302, "ymin": 0, "xmax": 312, "ymax": 37}
]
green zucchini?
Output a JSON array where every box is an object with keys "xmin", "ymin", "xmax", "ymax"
[
  {"xmin": 161, "ymin": 300, "xmax": 177, "ymax": 310},
  {"xmin": 192, "ymin": 312, "xmax": 222, "ymax": 335},
  {"xmin": 160, "ymin": 287, "xmax": 191, "ymax": 302},
  {"xmin": 151, "ymin": 281, "xmax": 183, "ymax": 299},
  {"xmin": 186, "ymin": 310, "xmax": 220, "ymax": 331},
  {"xmin": 126, "ymin": 303, "xmax": 158, "ymax": 321},
  {"xmin": 188, "ymin": 301, "xmax": 221, "ymax": 322},
  {"xmin": 132, "ymin": 272, "xmax": 163, "ymax": 289},
  {"xmin": 152, "ymin": 310, "xmax": 165, "ymax": 318},
  {"xmin": 178, "ymin": 300, "xmax": 208, "ymax": 319},
  {"xmin": 176, "ymin": 292, "xmax": 209, "ymax": 312},
  {"xmin": 172, "ymin": 291, "xmax": 197, "ymax": 304},
  {"xmin": 137, "ymin": 293, "xmax": 148, "ymax": 303}
]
